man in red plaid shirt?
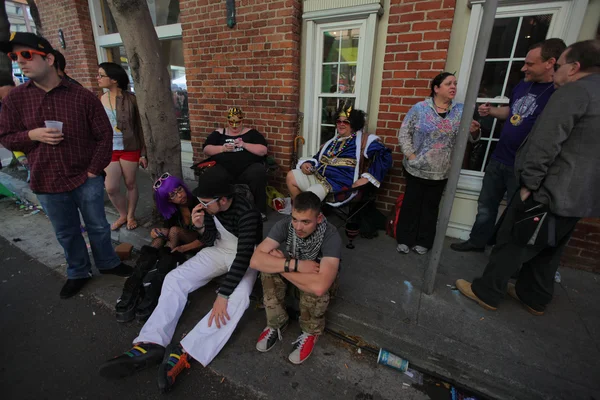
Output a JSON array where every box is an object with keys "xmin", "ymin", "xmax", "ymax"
[{"xmin": 0, "ymin": 33, "xmax": 133, "ymax": 298}]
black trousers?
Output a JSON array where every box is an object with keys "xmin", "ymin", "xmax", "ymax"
[
  {"xmin": 472, "ymin": 192, "xmax": 579, "ymax": 310},
  {"xmin": 395, "ymin": 171, "xmax": 447, "ymax": 249},
  {"xmin": 212, "ymin": 163, "xmax": 267, "ymax": 213}
]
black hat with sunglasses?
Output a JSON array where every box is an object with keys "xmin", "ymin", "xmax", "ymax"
[
  {"xmin": 192, "ymin": 167, "xmax": 235, "ymax": 199},
  {"xmin": 0, "ymin": 32, "xmax": 54, "ymax": 55}
]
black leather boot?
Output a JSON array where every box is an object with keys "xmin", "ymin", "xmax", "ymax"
[
  {"xmin": 115, "ymin": 246, "xmax": 159, "ymax": 323},
  {"xmin": 135, "ymin": 248, "xmax": 186, "ymax": 322}
]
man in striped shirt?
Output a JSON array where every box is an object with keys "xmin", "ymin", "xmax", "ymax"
[{"xmin": 99, "ymin": 168, "xmax": 262, "ymax": 393}]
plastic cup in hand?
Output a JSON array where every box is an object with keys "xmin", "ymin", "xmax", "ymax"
[{"xmin": 44, "ymin": 120, "xmax": 63, "ymax": 133}]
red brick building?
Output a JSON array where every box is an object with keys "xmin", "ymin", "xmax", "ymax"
[{"xmin": 20, "ymin": 0, "xmax": 600, "ymax": 271}]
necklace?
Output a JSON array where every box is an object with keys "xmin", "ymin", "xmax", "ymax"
[
  {"xmin": 107, "ymin": 91, "xmax": 120, "ymax": 132},
  {"xmin": 433, "ymin": 99, "xmax": 450, "ymax": 111},
  {"xmin": 510, "ymin": 82, "xmax": 553, "ymax": 126},
  {"xmin": 325, "ymin": 132, "xmax": 355, "ymax": 158}
]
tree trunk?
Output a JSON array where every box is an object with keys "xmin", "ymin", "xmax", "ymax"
[
  {"xmin": 26, "ymin": 0, "xmax": 42, "ymax": 35},
  {"xmin": 0, "ymin": 0, "xmax": 14, "ymax": 83},
  {"xmin": 105, "ymin": 0, "xmax": 182, "ymax": 179}
]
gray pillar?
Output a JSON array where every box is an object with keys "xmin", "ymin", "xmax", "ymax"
[{"xmin": 423, "ymin": 0, "xmax": 499, "ymax": 295}]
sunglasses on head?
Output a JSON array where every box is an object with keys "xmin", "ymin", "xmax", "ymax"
[
  {"xmin": 336, "ymin": 119, "xmax": 351, "ymax": 126},
  {"xmin": 7, "ymin": 50, "xmax": 47, "ymax": 61},
  {"xmin": 153, "ymin": 172, "xmax": 171, "ymax": 191}
]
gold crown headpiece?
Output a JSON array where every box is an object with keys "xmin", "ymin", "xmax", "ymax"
[
  {"xmin": 338, "ymin": 104, "xmax": 353, "ymax": 118},
  {"xmin": 227, "ymin": 107, "xmax": 244, "ymax": 119}
]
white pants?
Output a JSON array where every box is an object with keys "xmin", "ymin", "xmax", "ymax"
[
  {"xmin": 134, "ymin": 217, "xmax": 257, "ymax": 366},
  {"xmin": 292, "ymin": 169, "xmax": 328, "ymax": 200}
]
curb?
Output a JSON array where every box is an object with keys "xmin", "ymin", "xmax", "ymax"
[{"xmin": 0, "ymin": 171, "xmax": 41, "ymax": 207}]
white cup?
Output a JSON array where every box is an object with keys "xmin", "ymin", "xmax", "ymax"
[{"xmin": 44, "ymin": 120, "xmax": 63, "ymax": 133}]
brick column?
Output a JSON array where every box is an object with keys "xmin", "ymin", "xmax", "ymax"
[
  {"xmin": 375, "ymin": 0, "xmax": 456, "ymax": 210},
  {"xmin": 179, "ymin": 0, "xmax": 302, "ymax": 187},
  {"xmin": 36, "ymin": 0, "xmax": 99, "ymax": 91},
  {"xmin": 562, "ymin": 218, "xmax": 600, "ymax": 273}
]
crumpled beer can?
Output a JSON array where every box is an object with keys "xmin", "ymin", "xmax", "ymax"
[{"xmin": 377, "ymin": 348, "xmax": 409, "ymax": 372}]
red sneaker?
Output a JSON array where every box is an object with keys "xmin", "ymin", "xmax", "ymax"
[
  {"xmin": 288, "ymin": 332, "xmax": 318, "ymax": 364},
  {"xmin": 256, "ymin": 321, "xmax": 288, "ymax": 353}
]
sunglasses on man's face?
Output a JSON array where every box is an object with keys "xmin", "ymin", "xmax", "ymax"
[
  {"xmin": 336, "ymin": 119, "xmax": 351, "ymax": 126},
  {"xmin": 153, "ymin": 172, "xmax": 171, "ymax": 191},
  {"xmin": 7, "ymin": 50, "xmax": 47, "ymax": 61},
  {"xmin": 197, "ymin": 197, "xmax": 219, "ymax": 208}
]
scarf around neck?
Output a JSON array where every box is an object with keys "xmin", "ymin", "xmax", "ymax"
[{"xmin": 286, "ymin": 217, "xmax": 328, "ymax": 261}]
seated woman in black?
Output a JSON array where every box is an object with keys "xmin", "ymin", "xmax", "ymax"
[{"xmin": 202, "ymin": 107, "xmax": 268, "ymax": 219}]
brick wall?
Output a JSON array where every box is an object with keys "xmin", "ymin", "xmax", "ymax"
[
  {"xmin": 36, "ymin": 0, "xmax": 99, "ymax": 91},
  {"xmin": 375, "ymin": 0, "xmax": 456, "ymax": 210},
  {"xmin": 179, "ymin": 0, "xmax": 303, "ymax": 186},
  {"xmin": 562, "ymin": 218, "xmax": 600, "ymax": 273}
]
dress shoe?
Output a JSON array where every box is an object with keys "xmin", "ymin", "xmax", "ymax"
[
  {"xmin": 455, "ymin": 279, "xmax": 497, "ymax": 311},
  {"xmin": 99, "ymin": 263, "xmax": 134, "ymax": 277},
  {"xmin": 450, "ymin": 241, "xmax": 485, "ymax": 252},
  {"xmin": 60, "ymin": 278, "xmax": 91, "ymax": 299},
  {"xmin": 507, "ymin": 283, "xmax": 544, "ymax": 316}
]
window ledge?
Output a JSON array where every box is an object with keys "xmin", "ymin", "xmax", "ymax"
[{"xmin": 303, "ymin": 3, "xmax": 383, "ymax": 22}]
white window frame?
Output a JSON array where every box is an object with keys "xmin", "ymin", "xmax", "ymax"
[
  {"xmin": 302, "ymin": 4, "xmax": 382, "ymax": 156},
  {"xmin": 455, "ymin": 0, "xmax": 588, "ymax": 194},
  {"xmin": 88, "ymin": 0, "xmax": 182, "ymax": 64}
]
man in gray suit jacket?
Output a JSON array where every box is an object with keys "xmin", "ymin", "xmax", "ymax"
[{"xmin": 455, "ymin": 39, "xmax": 600, "ymax": 315}]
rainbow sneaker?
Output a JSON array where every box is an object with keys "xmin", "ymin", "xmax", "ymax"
[
  {"xmin": 99, "ymin": 343, "xmax": 164, "ymax": 379},
  {"xmin": 157, "ymin": 343, "xmax": 191, "ymax": 393}
]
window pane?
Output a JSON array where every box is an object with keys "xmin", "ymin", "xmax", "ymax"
[
  {"xmin": 479, "ymin": 61, "xmax": 509, "ymax": 98},
  {"xmin": 106, "ymin": 38, "xmax": 189, "ymax": 141},
  {"xmin": 321, "ymin": 64, "xmax": 338, "ymax": 93},
  {"xmin": 323, "ymin": 31, "xmax": 340, "ymax": 63},
  {"xmin": 340, "ymin": 29, "xmax": 360, "ymax": 62},
  {"xmin": 486, "ymin": 18, "xmax": 519, "ymax": 59},
  {"xmin": 339, "ymin": 63, "xmax": 357, "ymax": 94},
  {"xmin": 505, "ymin": 61, "xmax": 525, "ymax": 98},
  {"xmin": 99, "ymin": 0, "xmax": 180, "ymax": 35},
  {"xmin": 514, "ymin": 15, "xmax": 552, "ymax": 58}
]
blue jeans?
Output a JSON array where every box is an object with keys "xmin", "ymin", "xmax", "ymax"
[
  {"xmin": 37, "ymin": 176, "xmax": 120, "ymax": 279},
  {"xmin": 468, "ymin": 158, "xmax": 518, "ymax": 248}
]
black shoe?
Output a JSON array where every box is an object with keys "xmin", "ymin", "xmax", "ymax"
[
  {"xmin": 450, "ymin": 241, "xmax": 485, "ymax": 252},
  {"xmin": 60, "ymin": 277, "xmax": 91, "ymax": 299},
  {"xmin": 99, "ymin": 343, "xmax": 165, "ymax": 380},
  {"xmin": 100, "ymin": 263, "xmax": 134, "ymax": 277},
  {"xmin": 157, "ymin": 343, "xmax": 191, "ymax": 393},
  {"xmin": 135, "ymin": 272, "xmax": 161, "ymax": 322}
]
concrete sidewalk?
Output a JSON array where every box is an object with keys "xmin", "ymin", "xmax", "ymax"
[{"xmin": 1, "ymin": 169, "xmax": 599, "ymax": 400}]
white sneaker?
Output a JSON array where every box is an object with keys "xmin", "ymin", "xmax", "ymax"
[
  {"xmin": 396, "ymin": 244, "xmax": 410, "ymax": 254},
  {"xmin": 412, "ymin": 245, "xmax": 428, "ymax": 255}
]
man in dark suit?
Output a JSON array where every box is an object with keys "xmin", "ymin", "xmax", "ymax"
[{"xmin": 455, "ymin": 40, "xmax": 600, "ymax": 315}]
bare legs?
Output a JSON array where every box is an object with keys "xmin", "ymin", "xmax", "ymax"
[
  {"xmin": 286, "ymin": 170, "xmax": 302, "ymax": 200},
  {"xmin": 105, "ymin": 159, "xmax": 139, "ymax": 230}
]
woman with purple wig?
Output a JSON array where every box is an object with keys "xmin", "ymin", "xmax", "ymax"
[
  {"xmin": 151, "ymin": 173, "xmax": 204, "ymax": 253},
  {"xmin": 114, "ymin": 173, "xmax": 216, "ymax": 323}
]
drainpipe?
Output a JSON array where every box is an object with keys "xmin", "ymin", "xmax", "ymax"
[{"xmin": 423, "ymin": 0, "xmax": 499, "ymax": 295}]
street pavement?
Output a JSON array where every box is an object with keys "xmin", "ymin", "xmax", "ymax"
[
  {"xmin": 0, "ymin": 197, "xmax": 437, "ymax": 400},
  {"xmin": 0, "ymin": 235, "xmax": 258, "ymax": 400},
  {"xmin": 3, "ymin": 166, "xmax": 599, "ymax": 400}
]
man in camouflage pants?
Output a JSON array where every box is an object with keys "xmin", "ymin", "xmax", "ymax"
[{"xmin": 250, "ymin": 192, "xmax": 341, "ymax": 364}]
